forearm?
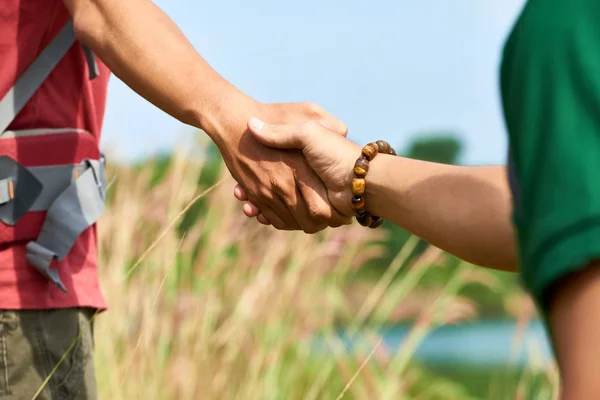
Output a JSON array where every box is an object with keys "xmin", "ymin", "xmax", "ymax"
[
  {"xmin": 64, "ymin": 0, "xmax": 253, "ymax": 142},
  {"xmin": 365, "ymin": 157, "xmax": 517, "ymax": 272}
]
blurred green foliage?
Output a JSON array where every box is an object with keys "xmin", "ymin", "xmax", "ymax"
[{"xmin": 133, "ymin": 130, "xmax": 522, "ymax": 317}]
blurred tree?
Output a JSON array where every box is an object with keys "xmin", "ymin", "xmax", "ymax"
[{"xmin": 405, "ymin": 134, "xmax": 463, "ymax": 165}]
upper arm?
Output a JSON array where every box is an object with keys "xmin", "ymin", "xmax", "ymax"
[
  {"xmin": 549, "ymin": 263, "xmax": 600, "ymax": 397},
  {"xmin": 62, "ymin": 0, "xmax": 105, "ymax": 46}
]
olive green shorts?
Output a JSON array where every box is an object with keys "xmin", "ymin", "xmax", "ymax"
[
  {"xmin": 0, "ymin": 308, "xmax": 96, "ymax": 400},
  {"xmin": 501, "ymin": 0, "xmax": 600, "ymax": 311}
]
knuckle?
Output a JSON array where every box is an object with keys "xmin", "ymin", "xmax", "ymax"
[
  {"xmin": 270, "ymin": 177, "xmax": 294, "ymax": 197},
  {"xmin": 257, "ymin": 185, "xmax": 274, "ymax": 202},
  {"xmin": 304, "ymin": 102, "xmax": 324, "ymax": 117},
  {"xmin": 281, "ymin": 192, "xmax": 296, "ymax": 205},
  {"xmin": 307, "ymin": 202, "xmax": 329, "ymax": 221},
  {"xmin": 339, "ymin": 122, "xmax": 349, "ymax": 136},
  {"xmin": 269, "ymin": 178, "xmax": 283, "ymax": 194}
]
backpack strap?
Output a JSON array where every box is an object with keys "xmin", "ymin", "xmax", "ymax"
[
  {"xmin": 0, "ymin": 20, "xmax": 100, "ymax": 133},
  {"xmin": 82, "ymin": 45, "xmax": 100, "ymax": 79},
  {"xmin": 0, "ymin": 21, "xmax": 76, "ymax": 133}
]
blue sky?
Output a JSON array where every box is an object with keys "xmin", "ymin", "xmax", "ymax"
[{"xmin": 100, "ymin": 0, "xmax": 526, "ymax": 166}]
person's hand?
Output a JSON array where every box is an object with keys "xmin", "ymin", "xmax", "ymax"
[
  {"xmin": 213, "ymin": 101, "xmax": 352, "ymax": 233},
  {"xmin": 234, "ymin": 118, "xmax": 361, "ymax": 226}
]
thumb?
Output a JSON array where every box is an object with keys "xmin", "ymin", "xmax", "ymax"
[{"xmin": 248, "ymin": 117, "xmax": 312, "ymax": 150}]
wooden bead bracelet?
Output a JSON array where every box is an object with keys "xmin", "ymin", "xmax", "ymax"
[{"xmin": 352, "ymin": 140, "xmax": 397, "ymax": 229}]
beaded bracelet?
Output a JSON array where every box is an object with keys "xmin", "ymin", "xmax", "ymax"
[{"xmin": 351, "ymin": 140, "xmax": 397, "ymax": 229}]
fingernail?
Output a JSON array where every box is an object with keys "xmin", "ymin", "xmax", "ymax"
[{"xmin": 249, "ymin": 117, "xmax": 264, "ymax": 131}]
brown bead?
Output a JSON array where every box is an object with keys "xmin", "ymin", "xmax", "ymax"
[
  {"xmin": 354, "ymin": 158, "xmax": 369, "ymax": 178},
  {"xmin": 389, "ymin": 148, "xmax": 397, "ymax": 156},
  {"xmin": 361, "ymin": 143, "xmax": 379, "ymax": 161},
  {"xmin": 369, "ymin": 216, "xmax": 385, "ymax": 229},
  {"xmin": 356, "ymin": 212, "xmax": 373, "ymax": 227},
  {"xmin": 376, "ymin": 140, "xmax": 391, "ymax": 154},
  {"xmin": 351, "ymin": 196, "xmax": 365, "ymax": 212},
  {"xmin": 352, "ymin": 178, "xmax": 366, "ymax": 196}
]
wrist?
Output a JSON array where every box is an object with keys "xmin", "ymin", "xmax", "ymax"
[
  {"xmin": 351, "ymin": 141, "xmax": 397, "ymax": 228},
  {"xmin": 190, "ymin": 85, "xmax": 262, "ymax": 148},
  {"xmin": 366, "ymin": 155, "xmax": 423, "ymax": 221},
  {"xmin": 363, "ymin": 154, "xmax": 393, "ymax": 216}
]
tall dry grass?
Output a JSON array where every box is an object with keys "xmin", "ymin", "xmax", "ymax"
[{"xmin": 91, "ymin": 147, "xmax": 559, "ymax": 400}]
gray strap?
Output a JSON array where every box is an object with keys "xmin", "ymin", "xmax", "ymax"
[
  {"xmin": 82, "ymin": 45, "xmax": 100, "ymax": 80},
  {"xmin": 24, "ymin": 242, "xmax": 66, "ymax": 292},
  {"xmin": 28, "ymin": 164, "xmax": 87, "ymax": 212},
  {"xmin": 0, "ymin": 163, "xmax": 88, "ymax": 212},
  {"xmin": 26, "ymin": 159, "xmax": 107, "ymax": 292},
  {"xmin": 0, "ymin": 179, "xmax": 11, "ymax": 205},
  {"xmin": 0, "ymin": 21, "xmax": 76, "ymax": 133}
]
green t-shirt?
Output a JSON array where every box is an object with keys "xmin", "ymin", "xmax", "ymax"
[{"xmin": 501, "ymin": 0, "xmax": 600, "ymax": 312}]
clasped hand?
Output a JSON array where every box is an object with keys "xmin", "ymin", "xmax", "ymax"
[
  {"xmin": 233, "ymin": 116, "xmax": 362, "ymax": 231},
  {"xmin": 217, "ymin": 101, "xmax": 355, "ymax": 233}
]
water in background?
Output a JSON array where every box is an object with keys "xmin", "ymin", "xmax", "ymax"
[{"xmin": 337, "ymin": 319, "xmax": 553, "ymax": 367}]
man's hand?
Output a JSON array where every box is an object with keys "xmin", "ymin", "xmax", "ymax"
[
  {"xmin": 216, "ymin": 101, "xmax": 352, "ymax": 233},
  {"xmin": 234, "ymin": 118, "xmax": 360, "ymax": 227}
]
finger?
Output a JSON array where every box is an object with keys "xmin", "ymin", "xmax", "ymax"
[
  {"xmin": 254, "ymin": 197, "xmax": 300, "ymax": 231},
  {"xmin": 317, "ymin": 113, "xmax": 348, "ymax": 137},
  {"xmin": 266, "ymin": 166, "xmax": 327, "ymax": 232},
  {"xmin": 293, "ymin": 185, "xmax": 327, "ymax": 234},
  {"xmin": 261, "ymin": 208, "xmax": 298, "ymax": 231},
  {"xmin": 235, "ymin": 184, "xmax": 293, "ymax": 227},
  {"xmin": 269, "ymin": 188, "xmax": 305, "ymax": 231},
  {"xmin": 257, "ymin": 213, "xmax": 270, "ymax": 225},
  {"xmin": 234, "ymin": 185, "xmax": 248, "ymax": 201},
  {"xmin": 302, "ymin": 102, "xmax": 348, "ymax": 137},
  {"xmin": 248, "ymin": 118, "xmax": 315, "ymax": 150},
  {"xmin": 295, "ymin": 163, "xmax": 353, "ymax": 228},
  {"xmin": 243, "ymin": 202, "xmax": 260, "ymax": 218}
]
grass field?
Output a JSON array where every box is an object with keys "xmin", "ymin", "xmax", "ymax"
[{"xmin": 91, "ymin": 148, "xmax": 560, "ymax": 399}]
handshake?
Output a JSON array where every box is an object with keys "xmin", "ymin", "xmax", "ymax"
[{"xmin": 212, "ymin": 100, "xmax": 369, "ymax": 233}]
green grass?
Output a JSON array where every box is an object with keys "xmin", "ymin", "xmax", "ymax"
[{"xmin": 88, "ymin": 148, "xmax": 559, "ymax": 399}]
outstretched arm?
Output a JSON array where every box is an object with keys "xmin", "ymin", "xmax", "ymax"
[
  {"xmin": 240, "ymin": 119, "xmax": 517, "ymax": 272},
  {"xmin": 63, "ymin": 0, "xmax": 350, "ymax": 233},
  {"xmin": 365, "ymin": 156, "xmax": 516, "ymax": 272}
]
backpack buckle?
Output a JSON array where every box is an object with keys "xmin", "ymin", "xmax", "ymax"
[{"xmin": 0, "ymin": 156, "xmax": 43, "ymax": 226}]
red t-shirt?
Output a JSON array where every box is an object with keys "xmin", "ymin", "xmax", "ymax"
[{"xmin": 0, "ymin": 1, "xmax": 110, "ymax": 309}]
